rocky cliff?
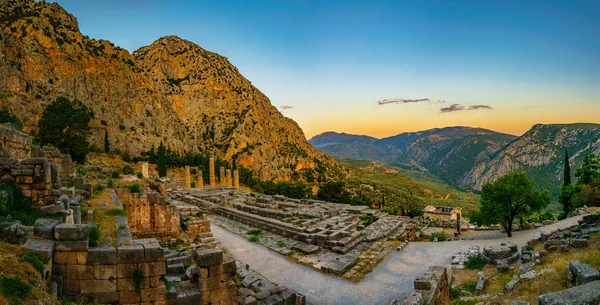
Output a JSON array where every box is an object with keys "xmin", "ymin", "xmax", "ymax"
[
  {"xmin": 0, "ymin": 0, "xmax": 340, "ymax": 181},
  {"xmin": 459, "ymin": 123, "xmax": 600, "ymax": 196}
]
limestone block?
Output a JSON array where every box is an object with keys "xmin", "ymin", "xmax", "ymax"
[
  {"xmin": 23, "ymin": 238, "xmax": 55, "ymax": 261},
  {"xmin": 199, "ymin": 274, "xmax": 229, "ymax": 292},
  {"xmin": 209, "ymin": 264, "xmax": 225, "ymax": 277},
  {"xmin": 185, "ymin": 289, "xmax": 202, "ymax": 304},
  {"xmin": 141, "ymin": 287, "xmax": 167, "ymax": 302},
  {"xmin": 64, "ymin": 279, "xmax": 80, "ymax": 294},
  {"xmin": 93, "ymin": 265, "xmax": 117, "ymax": 280},
  {"xmin": 80, "ymin": 279, "xmax": 117, "ymax": 293},
  {"xmin": 118, "ymin": 277, "xmax": 149, "ymax": 291},
  {"xmin": 66, "ymin": 265, "xmax": 94, "ymax": 280},
  {"xmin": 280, "ymin": 289, "xmax": 297, "ymax": 305},
  {"xmin": 143, "ymin": 261, "xmax": 167, "ymax": 277},
  {"xmin": 87, "ymin": 246, "xmax": 117, "ymax": 265},
  {"xmin": 568, "ymin": 260, "xmax": 600, "ymax": 285},
  {"xmin": 194, "ymin": 248, "xmax": 223, "ymax": 267},
  {"xmin": 132, "ymin": 238, "xmax": 165, "ymax": 262},
  {"xmin": 206, "ymin": 282, "xmax": 237, "ymax": 302},
  {"xmin": 53, "ymin": 223, "xmax": 90, "ymax": 241},
  {"xmin": 117, "ymin": 263, "xmax": 139, "ymax": 278},
  {"xmin": 55, "ymin": 240, "xmax": 88, "ymax": 252},
  {"xmin": 539, "ymin": 280, "xmax": 600, "ymax": 305},
  {"xmin": 40, "ymin": 203, "xmax": 63, "ymax": 215},
  {"xmin": 119, "ymin": 290, "xmax": 141, "ymax": 304},
  {"xmin": 83, "ymin": 291, "xmax": 119, "ymax": 303},
  {"xmin": 118, "ymin": 244, "xmax": 145, "ymax": 263},
  {"xmin": 54, "ymin": 251, "xmax": 88, "ymax": 265}
]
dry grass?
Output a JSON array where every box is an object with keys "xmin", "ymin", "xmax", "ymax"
[
  {"xmin": 83, "ymin": 189, "xmax": 117, "ymax": 246},
  {"xmin": 0, "ymin": 243, "xmax": 60, "ymax": 305}
]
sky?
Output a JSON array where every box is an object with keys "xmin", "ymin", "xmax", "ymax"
[{"xmin": 52, "ymin": 0, "xmax": 600, "ymax": 138}]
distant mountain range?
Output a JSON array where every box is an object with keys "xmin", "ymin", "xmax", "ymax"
[{"xmin": 309, "ymin": 124, "xmax": 600, "ymax": 197}]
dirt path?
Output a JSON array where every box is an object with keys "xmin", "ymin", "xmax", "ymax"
[{"xmin": 211, "ymin": 215, "xmax": 583, "ymax": 305}]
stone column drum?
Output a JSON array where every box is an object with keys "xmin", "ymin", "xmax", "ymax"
[
  {"xmin": 219, "ymin": 167, "xmax": 226, "ymax": 187},
  {"xmin": 141, "ymin": 161, "xmax": 149, "ymax": 178},
  {"xmin": 226, "ymin": 169, "xmax": 232, "ymax": 187},
  {"xmin": 233, "ymin": 169, "xmax": 239, "ymax": 189},
  {"xmin": 185, "ymin": 166, "xmax": 191, "ymax": 190},
  {"xmin": 197, "ymin": 170, "xmax": 203, "ymax": 189},
  {"xmin": 209, "ymin": 157, "xmax": 216, "ymax": 187}
]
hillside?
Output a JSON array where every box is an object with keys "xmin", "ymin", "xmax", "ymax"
[
  {"xmin": 310, "ymin": 127, "xmax": 516, "ymax": 187},
  {"xmin": 0, "ymin": 0, "xmax": 341, "ymax": 181},
  {"xmin": 460, "ymin": 123, "xmax": 600, "ymax": 197}
]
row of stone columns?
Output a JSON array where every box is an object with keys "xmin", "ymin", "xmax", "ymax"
[{"xmin": 183, "ymin": 157, "xmax": 240, "ymax": 190}]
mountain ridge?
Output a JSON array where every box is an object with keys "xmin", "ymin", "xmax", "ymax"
[{"xmin": 310, "ymin": 123, "xmax": 600, "ymax": 196}]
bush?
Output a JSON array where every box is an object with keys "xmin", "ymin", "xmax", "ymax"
[
  {"xmin": 0, "ymin": 276, "xmax": 32, "ymax": 300},
  {"xmin": 122, "ymin": 165, "xmax": 135, "ymax": 175},
  {"xmin": 18, "ymin": 251, "xmax": 49, "ymax": 274},
  {"xmin": 128, "ymin": 183, "xmax": 142, "ymax": 193},
  {"xmin": 104, "ymin": 209, "xmax": 127, "ymax": 217},
  {"xmin": 107, "ymin": 179, "xmax": 116, "ymax": 189},
  {"xmin": 136, "ymin": 172, "xmax": 143, "ymax": 179},
  {"xmin": 249, "ymin": 236, "xmax": 259, "ymax": 243},
  {"xmin": 133, "ymin": 269, "xmax": 144, "ymax": 295},
  {"xmin": 93, "ymin": 184, "xmax": 105, "ymax": 195},
  {"xmin": 119, "ymin": 125, "xmax": 125, "ymax": 130},
  {"xmin": 464, "ymin": 256, "xmax": 486, "ymax": 270},
  {"xmin": 111, "ymin": 171, "xmax": 121, "ymax": 179},
  {"xmin": 429, "ymin": 232, "xmax": 447, "ymax": 242},
  {"xmin": 76, "ymin": 167, "xmax": 87, "ymax": 176},
  {"xmin": 88, "ymin": 224, "xmax": 101, "ymax": 247}
]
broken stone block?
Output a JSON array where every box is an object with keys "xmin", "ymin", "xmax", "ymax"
[
  {"xmin": 167, "ymin": 263, "xmax": 185, "ymax": 275},
  {"xmin": 34, "ymin": 218, "xmax": 61, "ymax": 239},
  {"xmin": 504, "ymin": 275, "xmax": 519, "ymax": 292},
  {"xmin": 117, "ymin": 244, "xmax": 144, "ymax": 264},
  {"xmin": 570, "ymin": 238, "xmax": 588, "ymax": 248},
  {"xmin": 23, "ymin": 238, "xmax": 55, "ymax": 261},
  {"xmin": 520, "ymin": 270, "xmax": 537, "ymax": 280},
  {"xmin": 475, "ymin": 274, "xmax": 486, "ymax": 291},
  {"xmin": 40, "ymin": 203, "xmax": 63, "ymax": 215},
  {"xmin": 568, "ymin": 260, "xmax": 600, "ymax": 286},
  {"xmin": 194, "ymin": 248, "xmax": 223, "ymax": 268},
  {"xmin": 55, "ymin": 240, "xmax": 88, "ymax": 252},
  {"xmin": 54, "ymin": 223, "xmax": 90, "ymax": 241},
  {"xmin": 87, "ymin": 246, "xmax": 117, "ymax": 265},
  {"xmin": 539, "ymin": 280, "xmax": 600, "ymax": 305}
]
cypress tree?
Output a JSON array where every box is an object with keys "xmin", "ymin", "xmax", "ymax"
[
  {"xmin": 104, "ymin": 129, "xmax": 110, "ymax": 153},
  {"xmin": 157, "ymin": 142, "xmax": 167, "ymax": 177},
  {"xmin": 564, "ymin": 149, "xmax": 571, "ymax": 186}
]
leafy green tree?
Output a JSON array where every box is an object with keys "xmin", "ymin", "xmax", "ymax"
[
  {"xmin": 564, "ymin": 149, "xmax": 571, "ymax": 186},
  {"xmin": 477, "ymin": 171, "xmax": 550, "ymax": 237},
  {"xmin": 37, "ymin": 97, "xmax": 91, "ymax": 163},
  {"xmin": 104, "ymin": 129, "xmax": 110, "ymax": 153},
  {"xmin": 0, "ymin": 108, "xmax": 23, "ymax": 130},
  {"xmin": 157, "ymin": 142, "xmax": 167, "ymax": 177},
  {"xmin": 316, "ymin": 181, "xmax": 351, "ymax": 203},
  {"xmin": 575, "ymin": 154, "xmax": 600, "ymax": 185}
]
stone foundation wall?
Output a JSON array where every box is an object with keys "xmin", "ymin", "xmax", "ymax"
[
  {"xmin": 0, "ymin": 123, "xmax": 32, "ymax": 160},
  {"xmin": 42, "ymin": 146, "xmax": 75, "ymax": 179},
  {"xmin": 117, "ymin": 189, "xmax": 181, "ymax": 239},
  {"xmin": 0, "ymin": 157, "xmax": 60, "ymax": 206}
]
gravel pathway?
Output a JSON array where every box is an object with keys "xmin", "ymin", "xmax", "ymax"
[{"xmin": 211, "ymin": 215, "xmax": 582, "ymax": 305}]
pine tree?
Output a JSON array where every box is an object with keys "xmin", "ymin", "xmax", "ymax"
[
  {"xmin": 104, "ymin": 129, "xmax": 110, "ymax": 153},
  {"xmin": 563, "ymin": 149, "xmax": 571, "ymax": 186},
  {"xmin": 157, "ymin": 142, "xmax": 167, "ymax": 177}
]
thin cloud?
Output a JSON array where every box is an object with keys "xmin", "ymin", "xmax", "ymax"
[
  {"xmin": 468, "ymin": 105, "xmax": 493, "ymax": 110},
  {"xmin": 280, "ymin": 105, "xmax": 294, "ymax": 110},
  {"xmin": 377, "ymin": 98, "xmax": 430, "ymax": 105},
  {"xmin": 440, "ymin": 104, "xmax": 466, "ymax": 113},
  {"xmin": 440, "ymin": 104, "xmax": 493, "ymax": 113}
]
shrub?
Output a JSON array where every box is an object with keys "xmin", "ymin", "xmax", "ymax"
[
  {"xmin": 0, "ymin": 276, "xmax": 32, "ymax": 300},
  {"xmin": 128, "ymin": 183, "xmax": 142, "ymax": 193},
  {"xmin": 359, "ymin": 215, "xmax": 374, "ymax": 226},
  {"xmin": 76, "ymin": 167, "xmax": 87, "ymax": 177},
  {"xmin": 104, "ymin": 209, "xmax": 127, "ymax": 217},
  {"xmin": 429, "ymin": 232, "xmax": 447, "ymax": 242},
  {"xmin": 121, "ymin": 152, "xmax": 132, "ymax": 162},
  {"xmin": 122, "ymin": 165, "xmax": 135, "ymax": 175},
  {"xmin": 249, "ymin": 236, "xmax": 259, "ymax": 243},
  {"xmin": 88, "ymin": 224, "xmax": 101, "ymax": 247},
  {"xmin": 133, "ymin": 269, "xmax": 144, "ymax": 294},
  {"xmin": 191, "ymin": 182, "xmax": 196, "ymax": 188},
  {"xmin": 107, "ymin": 179, "xmax": 116, "ymax": 189},
  {"xmin": 18, "ymin": 251, "xmax": 49, "ymax": 274},
  {"xmin": 464, "ymin": 256, "xmax": 486, "ymax": 270},
  {"xmin": 111, "ymin": 171, "xmax": 121, "ymax": 179},
  {"xmin": 247, "ymin": 230, "xmax": 262, "ymax": 236},
  {"xmin": 136, "ymin": 172, "xmax": 143, "ymax": 179},
  {"xmin": 93, "ymin": 184, "xmax": 105, "ymax": 195},
  {"xmin": 119, "ymin": 125, "xmax": 125, "ymax": 130}
]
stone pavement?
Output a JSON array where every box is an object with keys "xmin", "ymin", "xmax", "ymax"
[{"xmin": 212, "ymin": 215, "xmax": 583, "ymax": 305}]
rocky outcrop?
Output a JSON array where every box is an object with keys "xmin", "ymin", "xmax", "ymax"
[{"xmin": 0, "ymin": 0, "xmax": 341, "ymax": 181}]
